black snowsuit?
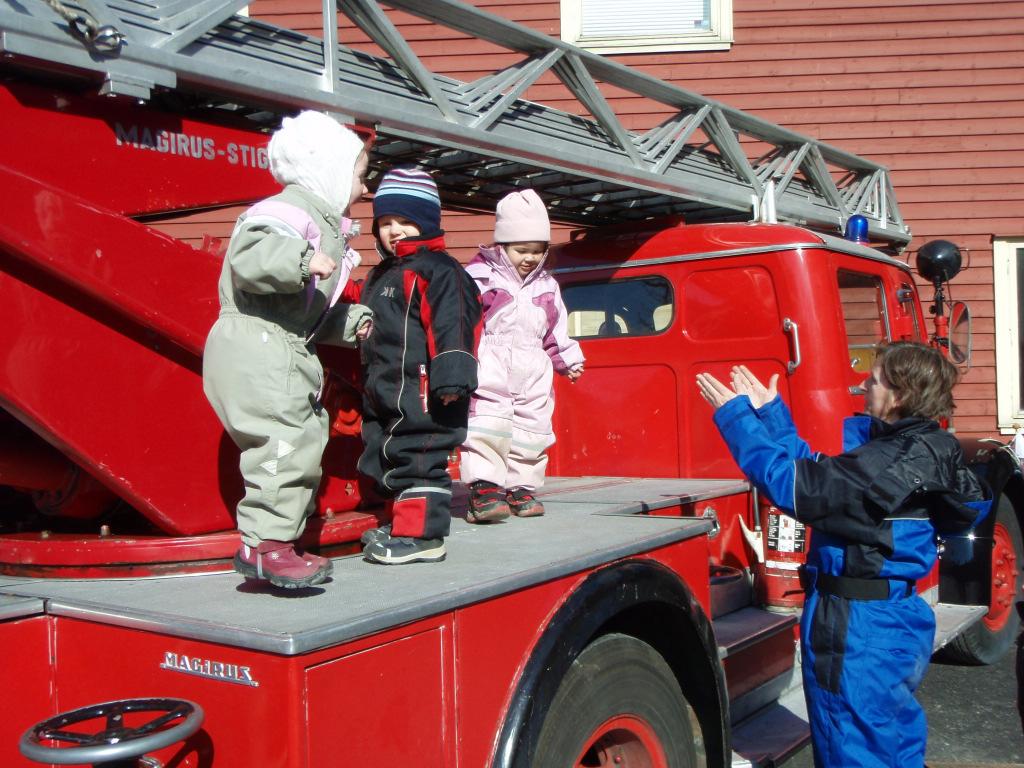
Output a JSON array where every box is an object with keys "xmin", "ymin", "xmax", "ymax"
[{"xmin": 358, "ymin": 233, "xmax": 482, "ymax": 539}]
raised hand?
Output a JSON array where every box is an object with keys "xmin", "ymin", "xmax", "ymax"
[
  {"xmin": 695, "ymin": 372, "xmax": 737, "ymax": 409},
  {"xmin": 730, "ymin": 365, "xmax": 778, "ymax": 409}
]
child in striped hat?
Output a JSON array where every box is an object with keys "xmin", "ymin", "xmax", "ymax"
[{"xmin": 357, "ymin": 168, "xmax": 483, "ymax": 564}]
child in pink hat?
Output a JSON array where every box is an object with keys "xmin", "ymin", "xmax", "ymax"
[{"xmin": 461, "ymin": 189, "xmax": 585, "ymax": 521}]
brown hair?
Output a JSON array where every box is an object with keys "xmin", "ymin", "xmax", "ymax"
[{"xmin": 875, "ymin": 341, "xmax": 959, "ymax": 420}]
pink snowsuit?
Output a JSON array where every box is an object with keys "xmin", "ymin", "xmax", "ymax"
[{"xmin": 461, "ymin": 245, "xmax": 584, "ymax": 490}]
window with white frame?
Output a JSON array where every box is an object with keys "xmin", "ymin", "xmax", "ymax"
[
  {"xmin": 994, "ymin": 238, "xmax": 1024, "ymax": 432},
  {"xmin": 561, "ymin": 0, "xmax": 733, "ymax": 54}
]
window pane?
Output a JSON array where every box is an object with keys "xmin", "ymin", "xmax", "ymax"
[
  {"xmin": 837, "ymin": 270, "xmax": 890, "ymax": 374},
  {"xmin": 901, "ymin": 282, "xmax": 923, "ymax": 341},
  {"xmin": 581, "ymin": 0, "xmax": 711, "ymax": 37},
  {"xmin": 563, "ymin": 276, "xmax": 674, "ymax": 339},
  {"xmin": 1017, "ymin": 248, "xmax": 1024, "ymax": 407}
]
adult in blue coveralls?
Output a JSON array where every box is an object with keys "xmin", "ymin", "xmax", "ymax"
[{"xmin": 696, "ymin": 342, "xmax": 990, "ymax": 768}]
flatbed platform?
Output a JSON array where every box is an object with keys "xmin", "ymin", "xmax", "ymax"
[{"xmin": 0, "ymin": 477, "xmax": 743, "ymax": 655}]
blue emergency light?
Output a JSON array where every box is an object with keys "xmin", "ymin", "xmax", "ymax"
[{"xmin": 844, "ymin": 215, "xmax": 868, "ymax": 243}]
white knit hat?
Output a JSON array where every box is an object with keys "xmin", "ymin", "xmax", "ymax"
[
  {"xmin": 494, "ymin": 189, "xmax": 550, "ymax": 243},
  {"xmin": 268, "ymin": 111, "xmax": 365, "ymax": 216}
]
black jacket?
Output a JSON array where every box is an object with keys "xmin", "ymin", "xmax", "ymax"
[
  {"xmin": 794, "ymin": 416, "xmax": 987, "ymax": 579},
  {"xmin": 360, "ymin": 233, "xmax": 481, "ymax": 426}
]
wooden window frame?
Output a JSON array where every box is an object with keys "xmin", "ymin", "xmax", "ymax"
[
  {"xmin": 994, "ymin": 238, "xmax": 1024, "ymax": 433},
  {"xmin": 560, "ymin": 0, "xmax": 733, "ymax": 54}
]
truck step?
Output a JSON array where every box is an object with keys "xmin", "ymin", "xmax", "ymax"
[
  {"xmin": 730, "ymin": 681, "xmax": 810, "ymax": 768},
  {"xmin": 933, "ymin": 601, "xmax": 987, "ymax": 651},
  {"xmin": 715, "ymin": 606, "xmax": 799, "ymax": 716},
  {"xmin": 715, "ymin": 606, "xmax": 798, "ymax": 659}
]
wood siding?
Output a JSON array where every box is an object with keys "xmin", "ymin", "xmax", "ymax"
[{"xmin": 217, "ymin": 0, "xmax": 1023, "ymax": 439}]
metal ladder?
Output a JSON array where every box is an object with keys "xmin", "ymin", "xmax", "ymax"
[{"xmin": 0, "ymin": 0, "xmax": 910, "ymax": 247}]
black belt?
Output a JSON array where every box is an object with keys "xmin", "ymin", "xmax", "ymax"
[{"xmin": 805, "ymin": 570, "xmax": 912, "ymax": 601}]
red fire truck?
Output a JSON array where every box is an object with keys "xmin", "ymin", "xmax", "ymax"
[{"xmin": 1, "ymin": 1, "xmax": 1020, "ymax": 767}]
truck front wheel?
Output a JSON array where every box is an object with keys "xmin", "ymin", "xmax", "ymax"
[
  {"xmin": 943, "ymin": 497, "xmax": 1023, "ymax": 665},
  {"xmin": 533, "ymin": 633, "xmax": 698, "ymax": 768}
]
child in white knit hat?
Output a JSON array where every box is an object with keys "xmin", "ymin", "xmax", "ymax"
[
  {"xmin": 461, "ymin": 188, "xmax": 585, "ymax": 521},
  {"xmin": 203, "ymin": 110, "xmax": 371, "ymax": 589}
]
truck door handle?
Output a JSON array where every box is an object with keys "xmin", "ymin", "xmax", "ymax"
[
  {"xmin": 849, "ymin": 386, "xmax": 866, "ymax": 396},
  {"xmin": 783, "ymin": 318, "xmax": 801, "ymax": 373}
]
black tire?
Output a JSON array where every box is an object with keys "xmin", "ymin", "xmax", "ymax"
[
  {"xmin": 532, "ymin": 633, "xmax": 698, "ymax": 767},
  {"xmin": 942, "ymin": 497, "xmax": 1023, "ymax": 665}
]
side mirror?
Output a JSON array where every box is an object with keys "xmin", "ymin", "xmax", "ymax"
[{"xmin": 949, "ymin": 301, "xmax": 972, "ymax": 366}]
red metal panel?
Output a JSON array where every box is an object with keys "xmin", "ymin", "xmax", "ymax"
[
  {"xmin": 306, "ymin": 627, "xmax": 452, "ymax": 766},
  {"xmin": 682, "ymin": 265, "xmax": 780, "ymax": 342},
  {"xmin": 553, "ymin": 361, "xmax": 680, "ymax": 477},
  {"xmin": 50, "ymin": 617, "xmax": 307, "ymax": 768},
  {"xmin": 0, "ymin": 83, "xmax": 278, "ymax": 215},
  {"xmin": 0, "ymin": 616, "xmax": 55, "ymax": 768},
  {"xmin": 0, "ymin": 180, "xmax": 234, "ymax": 534},
  {"xmin": 677, "ymin": 259, "xmax": 794, "ymax": 472},
  {"xmin": 656, "ymin": 535, "xmax": 713, "ymax": 615},
  {"xmin": 551, "ymin": 224, "xmax": 847, "ymax": 480},
  {"xmin": 699, "ymin": 493, "xmax": 758, "ymax": 574}
]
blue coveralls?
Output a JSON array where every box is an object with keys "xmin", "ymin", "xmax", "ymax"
[{"xmin": 713, "ymin": 395, "xmax": 989, "ymax": 768}]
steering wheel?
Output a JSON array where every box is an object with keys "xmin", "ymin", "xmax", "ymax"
[{"xmin": 19, "ymin": 698, "xmax": 204, "ymax": 765}]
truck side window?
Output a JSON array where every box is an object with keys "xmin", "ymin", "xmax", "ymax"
[
  {"xmin": 563, "ymin": 276, "xmax": 674, "ymax": 338},
  {"xmin": 837, "ymin": 270, "xmax": 891, "ymax": 374},
  {"xmin": 899, "ymin": 281, "xmax": 924, "ymax": 341}
]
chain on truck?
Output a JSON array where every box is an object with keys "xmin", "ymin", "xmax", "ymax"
[{"xmin": 0, "ymin": 1, "xmax": 1021, "ymax": 767}]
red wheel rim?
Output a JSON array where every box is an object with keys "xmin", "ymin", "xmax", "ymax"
[
  {"xmin": 984, "ymin": 520, "xmax": 1020, "ymax": 632},
  {"xmin": 573, "ymin": 715, "xmax": 669, "ymax": 768}
]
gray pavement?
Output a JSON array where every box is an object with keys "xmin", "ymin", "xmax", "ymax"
[
  {"xmin": 785, "ymin": 633, "xmax": 1023, "ymax": 766},
  {"xmin": 918, "ymin": 642, "xmax": 1024, "ymax": 765}
]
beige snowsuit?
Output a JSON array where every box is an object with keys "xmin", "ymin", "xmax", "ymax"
[{"xmin": 203, "ymin": 184, "xmax": 370, "ymax": 546}]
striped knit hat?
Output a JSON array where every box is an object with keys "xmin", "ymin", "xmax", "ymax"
[{"xmin": 372, "ymin": 167, "xmax": 442, "ymax": 237}]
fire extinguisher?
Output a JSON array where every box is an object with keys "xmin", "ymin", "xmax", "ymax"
[{"xmin": 741, "ymin": 492, "xmax": 809, "ymax": 610}]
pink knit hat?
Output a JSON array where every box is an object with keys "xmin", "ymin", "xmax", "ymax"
[{"xmin": 494, "ymin": 189, "xmax": 551, "ymax": 243}]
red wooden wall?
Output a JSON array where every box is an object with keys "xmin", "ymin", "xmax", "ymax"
[{"xmin": 181, "ymin": 0, "xmax": 1021, "ymax": 440}]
